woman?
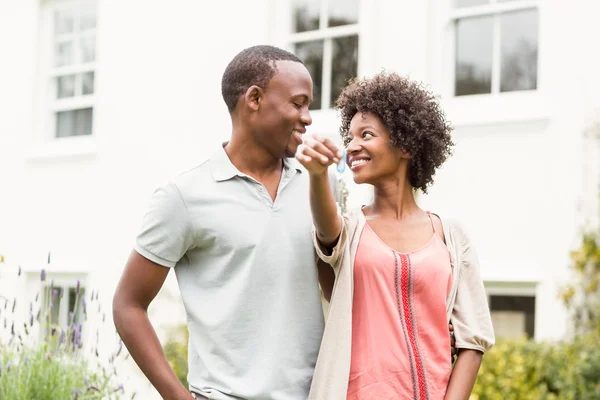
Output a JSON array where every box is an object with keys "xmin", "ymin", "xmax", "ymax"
[{"xmin": 296, "ymin": 72, "xmax": 494, "ymax": 400}]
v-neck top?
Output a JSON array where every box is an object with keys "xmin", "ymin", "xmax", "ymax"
[{"xmin": 348, "ymin": 212, "xmax": 453, "ymax": 400}]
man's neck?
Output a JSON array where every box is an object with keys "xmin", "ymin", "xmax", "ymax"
[{"xmin": 224, "ymin": 137, "xmax": 283, "ymax": 180}]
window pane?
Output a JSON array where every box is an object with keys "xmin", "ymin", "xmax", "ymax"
[
  {"xmin": 80, "ymin": 34, "xmax": 96, "ymax": 63},
  {"xmin": 455, "ymin": 0, "xmax": 489, "ymax": 7},
  {"xmin": 490, "ymin": 295, "xmax": 535, "ymax": 338},
  {"xmin": 56, "ymin": 108, "xmax": 93, "ymax": 138},
  {"xmin": 68, "ymin": 287, "xmax": 85, "ymax": 324},
  {"xmin": 331, "ymin": 36, "xmax": 358, "ymax": 108},
  {"xmin": 57, "ymin": 75, "xmax": 76, "ymax": 98},
  {"xmin": 79, "ymin": 5, "xmax": 97, "ymax": 31},
  {"xmin": 54, "ymin": 9, "xmax": 74, "ymax": 35},
  {"xmin": 293, "ymin": 0, "xmax": 320, "ymax": 32},
  {"xmin": 47, "ymin": 287, "xmax": 64, "ymax": 326},
  {"xmin": 82, "ymin": 72, "xmax": 94, "ymax": 95},
  {"xmin": 295, "ymin": 41, "xmax": 323, "ymax": 110},
  {"xmin": 55, "ymin": 41, "xmax": 73, "ymax": 67},
  {"xmin": 328, "ymin": 0, "xmax": 358, "ymax": 27},
  {"xmin": 500, "ymin": 9, "xmax": 538, "ymax": 92},
  {"xmin": 455, "ymin": 16, "xmax": 493, "ymax": 96}
]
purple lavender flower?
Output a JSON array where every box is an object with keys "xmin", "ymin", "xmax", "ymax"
[
  {"xmin": 76, "ymin": 280, "xmax": 80, "ymax": 295},
  {"xmin": 113, "ymin": 384, "xmax": 124, "ymax": 393},
  {"xmin": 69, "ymin": 311, "xmax": 74, "ymax": 324},
  {"xmin": 10, "ymin": 322, "xmax": 14, "ymax": 336},
  {"xmin": 40, "ymin": 269, "xmax": 46, "ymax": 282},
  {"xmin": 72, "ymin": 388, "xmax": 79, "ymax": 399},
  {"xmin": 82, "ymin": 295, "xmax": 87, "ymax": 315},
  {"xmin": 59, "ymin": 330, "xmax": 66, "ymax": 345},
  {"xmin": 29, "ymin": 313, "xmax": 34, "ymax": 326},
  {"xmin": 84, "ymin": 376, "xmax": 89, "ymax": 386}
]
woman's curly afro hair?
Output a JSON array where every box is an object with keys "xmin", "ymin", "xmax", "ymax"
[{"xmin": 335, "ymin": 72, "xmax": 454, "ymax": 193}]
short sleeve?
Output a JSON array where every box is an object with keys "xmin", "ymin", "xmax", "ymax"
[
  {"xmin": 134, "ymin": 182, "xmax": 194, "ymax": 268},
  {"xmin": 451, "ymin": 223, "xmax": 495, "ymax": 353},
  {"xmin": 312, "ymin": 214, "xmax": 347, "ymax": 273}
]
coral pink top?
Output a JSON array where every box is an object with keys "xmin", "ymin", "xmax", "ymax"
[{"xmin": 348, "ymin": 212, "xmax": 453, "ymax": 400}]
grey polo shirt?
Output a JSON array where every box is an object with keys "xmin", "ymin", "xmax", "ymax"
[{"xmin": 135, "ymin": 145, "xmax": 326, "ymax": 400}]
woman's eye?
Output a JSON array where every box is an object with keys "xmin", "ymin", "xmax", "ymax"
[{"xmin": 362, "ymin": 131, "xmax": 374, "ymax": 138}]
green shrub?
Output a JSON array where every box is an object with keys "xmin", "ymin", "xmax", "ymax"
[
  {"xmin": 0, "ymin": 345, "xmax": 120, "ymax": 400},
  {"xmin": 163, "ymin": 324, "xmax": 189, "ymax": 389},
  {"xmin": 0, "ymin": 256, "xmax": 132, "ymax": 399},
  {"xmin": 472, "ymin": 334, "xmax": 600, "ymax": 400}
]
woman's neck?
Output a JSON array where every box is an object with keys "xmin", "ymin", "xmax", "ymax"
[{"xmin": 369, "ymin": 176, "xmax": 422, "ymax": 220}]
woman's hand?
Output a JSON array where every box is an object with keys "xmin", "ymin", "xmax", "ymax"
[{"xmin": 295, "ymin": 134, "xmax": 343, "ymax": 176}]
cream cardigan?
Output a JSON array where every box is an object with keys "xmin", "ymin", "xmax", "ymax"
[{"xmin": 308, "ymin": 208, "xmax": 495, "ymax": 399}]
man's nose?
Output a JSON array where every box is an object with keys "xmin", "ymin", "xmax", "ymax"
[{"xmin": 300, "ymin": 110, "xmax": 312, "ymax": 126}]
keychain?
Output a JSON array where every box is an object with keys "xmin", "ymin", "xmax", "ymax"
[{"xmin": 336, "ymin": 148, "xmax": 347, "ymax": 173}]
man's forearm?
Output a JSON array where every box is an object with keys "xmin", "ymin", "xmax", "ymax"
[
  {"xmin": 444, "ymin": 349, "xmax": 482, "ymax": 400},
  {"xmin": 309, "ymin": 171, "xmax": 342, "ymax": 248},
  {"xmin": 114, "ymin": 305, "xmax": 192, "ymax": 400}
]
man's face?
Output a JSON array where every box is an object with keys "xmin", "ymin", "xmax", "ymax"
[{"xmin": 255, "ymin": 61, "xmax": 313, "ymax": 158}]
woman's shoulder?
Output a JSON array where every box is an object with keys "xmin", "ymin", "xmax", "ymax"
[{"xmin": 431, "ymin": 214, "xmax": 473, "ymax": 244}]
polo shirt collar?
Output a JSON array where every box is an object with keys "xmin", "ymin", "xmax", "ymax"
[{"xmin": 210, "ymin": 143, "xmax": 303, "ymax": 182}]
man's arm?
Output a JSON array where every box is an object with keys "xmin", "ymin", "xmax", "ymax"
[{"xmin": 113, "ymin": 250, "xmax": 193, "ymax": 400}]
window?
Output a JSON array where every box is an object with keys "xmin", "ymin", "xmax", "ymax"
[
  {"xmin": 47, "ymin": 0, "xmax": 97, "ymax": 138},
  {"xmin": 45, "ymin": 284, "xmax": 86, "ymax": 329},
  {"xmin": 489, "ymin": 294, "xmax": 536, "ymax": 339},
  {"xmin": 290, "ymin": 0, "xmax": 359, "ymax": 110},
  {"xmin": 452, "ymin": 0, "xmax": 538, "ymax": 96}
]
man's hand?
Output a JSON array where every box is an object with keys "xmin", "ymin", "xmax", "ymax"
[
  {"xmin": 295, "ymin": 134, "xmax": 342, "ymax": 176},
  {"xmin": 449, "ymin": 322, "xmax": 457, "ymax": 361}
]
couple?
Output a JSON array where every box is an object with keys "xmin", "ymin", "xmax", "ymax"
[{"xmin": 112, "ymin": 45, "xmax": 494, "ymax": 400}]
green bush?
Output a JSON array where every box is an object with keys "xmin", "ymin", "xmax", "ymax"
[
  {"xmin": 0, "ymin": 345, "xmax": 120, "ymax": 400},
  {"xmin": 163, "ymin": 324, "xmax": 189, "ymax": 389},
  {"xmin": 0, "ymin": 256, "xmax": 132, "ymax": 399},
  {"xmin": 472, "ymin": 334, "xmax": 600, "ymax": 400}
]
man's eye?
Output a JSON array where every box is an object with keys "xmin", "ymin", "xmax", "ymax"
[{"xmin": 294, "ymin": 103, "xmax": 302, "ymax": 108}]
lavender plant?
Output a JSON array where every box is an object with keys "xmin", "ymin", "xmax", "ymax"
[{"xmin": 0, "ymin": 253, "xmax": 135, "ymax": 399}]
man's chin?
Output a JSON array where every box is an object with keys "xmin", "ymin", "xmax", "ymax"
[{"xmin": 284, "ymin": 143, "xmax": 299, "ymax": 158}]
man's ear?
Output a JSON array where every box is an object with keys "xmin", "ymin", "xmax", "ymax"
[{"xmin": 244, "ymin": 85, "xmax": 263, "ymax": 111}]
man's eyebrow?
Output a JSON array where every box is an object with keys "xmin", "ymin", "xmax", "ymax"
[{"xmin": 292, "ymin": 94, "xmax": 313, "ymax": 105}]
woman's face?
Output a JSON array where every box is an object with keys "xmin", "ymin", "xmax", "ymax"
[{"xmin": 346, "ymin": 111, "xmax": 409, "ymax": 185}]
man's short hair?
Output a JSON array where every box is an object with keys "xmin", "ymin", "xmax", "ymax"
[{"xmin": 221, "ymin": 45, "xmax": 304, "ymax": 113}]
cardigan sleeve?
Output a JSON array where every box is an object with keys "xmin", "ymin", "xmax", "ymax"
[
  {"xmin": 451, "ymin": 222, "xmax": 495, "ymax": 353},
  {"xmin": 312, "ymin": 213, "xmax": 347, "ymax": 274}
]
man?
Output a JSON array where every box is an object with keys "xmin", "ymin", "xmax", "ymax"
[
  {"xmin": 113, "ymin": 45, "xmax": 454, "ymax": 400},
  {"xmin": 113, "ymin": 45, "xmax": 327, "ymax": 400}
]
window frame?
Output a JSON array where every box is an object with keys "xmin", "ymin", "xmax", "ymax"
[
  {"xmin": 484, "ymin": 282, "xmax": 538, "ymax": 339},
  {"xmin": 450, "ymin": 0, "xmax": 540, "ymax": 97},
  {"xmin": 287, "ymin": 0, "xmax": 360, "ymax": 110},
  {"xmin": 41, "ymin": 0, "xmax": 98, "ymax": 141}
]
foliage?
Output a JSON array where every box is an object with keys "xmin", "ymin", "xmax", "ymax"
[
  {"xmin": 163, "ymin": 324, "xmax": 189, "ymax": 390},
  {"xmin": 472, "ymin": 334, "xmax": 600, "ymax": 400},
  {"xmin": 0, "ymin": 254, "xmax": 133, "ymax": 399},
  {"xmin": 560, "ymin": 231, "xmax": 600, "ymax": 336}
]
